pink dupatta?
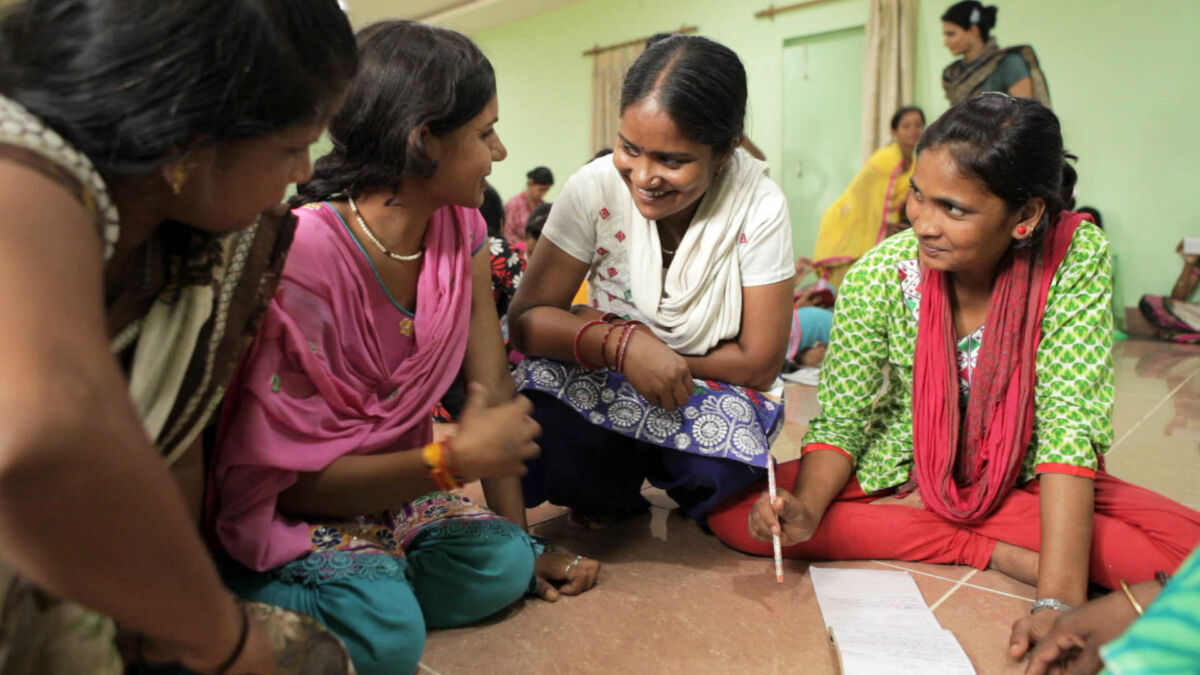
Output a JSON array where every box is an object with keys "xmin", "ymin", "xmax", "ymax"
[
  {"xmin": 912, "ymin": 212, "xmax": 1085, "ymax": 523},
  {"xmin": 210, "ymin": 202, "xmax": 478, "ymax": 571}
]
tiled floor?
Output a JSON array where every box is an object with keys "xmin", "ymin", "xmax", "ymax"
[{"xmin": 423, "ymin": 339, "xmax": 1200, "ymax": 674}]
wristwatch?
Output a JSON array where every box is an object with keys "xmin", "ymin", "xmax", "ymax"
[{"xmin": 1030, "ymin": 598, "xmax": 1072, "ymax": 614}]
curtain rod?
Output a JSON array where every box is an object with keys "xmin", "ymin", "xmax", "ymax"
[
  {"xmin": 755, "ymin": 0, "xmax": 844, "ymax": 20},
  {"xmin": 583, "ymin": 25, "xmax": 698, "ymax": 56}
]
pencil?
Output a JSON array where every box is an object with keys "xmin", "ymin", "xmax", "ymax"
[{"xmin": 767, "ymin": 455, "xmax": 783, "ymax": 582}]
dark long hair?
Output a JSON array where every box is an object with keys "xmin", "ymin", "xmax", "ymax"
[
  {"xmin": 890, "ymin": 106, "xmax": 925, "ymax": 131},
  {"xmin": 941, "ymin": 1, "xmax": 998, "ymax": 42},
  {"xmin": 919, "ymin": 95, "xmax": 1077, "ymax": 249},
  {"xmin": 620, "ymin": 33, "xmax": 747, "ymax": 156},
  {"xmin": 295, "ymin": 20, "xmax": 495, "ymax": 205},
  {"xmin": 0, "ymin": 0, "xmax": 357, "ymax": 177}
]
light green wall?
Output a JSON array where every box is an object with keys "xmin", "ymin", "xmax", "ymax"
[{"xmin": 469, "ymin": 0, "xmax": 1199, "ymax": 309}]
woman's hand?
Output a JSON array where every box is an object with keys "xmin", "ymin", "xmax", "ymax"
[
  {"xmin": 533, "ymin": 551, "xmax": 601, "ymax": 601},
  {"xmin": 621, "ymin": 330, "xmax": 693, "ymax": 410},
  {"xmin": 1009, "ymin": 609, "xmax": 1063, "ymax": 666},
  {"xmin": 451, "ymin": 383, "xmax": 540, "ymax": 482},
  {"xmin": 1017, "ymin": 590, "xmax": 1141, "ymax": 675},
  {"xmin": 747, "ymin": 490, "xmax": 821, "ymax": 546},
  {"xmin": 1176, "ymin": 240, "xmax": 1199, "ymax": 268}
]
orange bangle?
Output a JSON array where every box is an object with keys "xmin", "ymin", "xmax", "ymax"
[{"xmin": 422, "ymin": 442, "xmax": 462, "ymax": 491}]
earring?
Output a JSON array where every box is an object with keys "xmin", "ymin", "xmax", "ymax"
[
  {"xmin": 163, "ymin": 162, "xmax": 189, "ymax": 195},
  {"xmin": 1016, "ymin": 226, "xmax": 1028, "ymax": 236}
]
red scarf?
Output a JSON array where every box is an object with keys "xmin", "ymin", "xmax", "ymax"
[{"xmin": 912, "ymin": 211, "xmax": 1085, "ymax": 523}]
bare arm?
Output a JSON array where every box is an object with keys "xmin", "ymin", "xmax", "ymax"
[
  {"xmin": 684, "ymin": 278, "xmax": 794, "ymax": 391},
  {"xmin": 1008, "ymin": 77, "xmax": 1035, "ymax": 99},
  {"xmin": 462, "ymin": 246, "xmax": 527, "ymax": 528},
  {"xmin": 508, "ymin": 239, "xmax": 594, "ymax": 362},
  {"xmin": 1036, "ymin": 473, "xmax": 1094, "ymax": 607},
  {"xmin": 0, "ymin": 165, "xmax": 244, "ymax": 667}
]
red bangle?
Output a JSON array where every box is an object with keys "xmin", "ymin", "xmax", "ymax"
[
  {"xmin": 599, "ymin": 323, "xmax": 621, "ymax": 369},
  {"xmin": 615, "ymin": 323, "xmax": 638, "ymax": 373},
  {"xmin": 1189, "ymin": 266, "xmax": 1200, "ymax": 277},
  {"xmin": 572, "ymin": 319, "xmax": 608, "ymax": 370},
  {"xmin": 601, "ymin": 312, "xmax": 621, "ymax": 322}
]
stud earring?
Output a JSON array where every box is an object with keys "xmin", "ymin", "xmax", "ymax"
[
  {"xmin": 1016, "ymin": 226, "xmax": 1028, "ymax": 236},
  {"xmin": 163, "ymin": 162, "xmax": 190, "ymax": 195}
]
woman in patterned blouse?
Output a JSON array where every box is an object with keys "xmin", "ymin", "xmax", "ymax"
[{"xmin": 710, "ymin": 95, "xmax": 1200, "ymax": 654}]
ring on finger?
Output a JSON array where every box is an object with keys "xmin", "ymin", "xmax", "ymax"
[{"xmin": 563, "ymin": 555, "xmax": 583, "ymax": 577}]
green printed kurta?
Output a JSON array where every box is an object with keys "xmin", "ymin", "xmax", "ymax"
[{"xmin": 804, "ymin": 224, "xmax": 1114, "ymax": 494}]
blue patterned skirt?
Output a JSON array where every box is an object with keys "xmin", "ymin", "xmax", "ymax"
[{"xmin": 514, "ymin": 358, "xmax": 784, "ymax": 468}]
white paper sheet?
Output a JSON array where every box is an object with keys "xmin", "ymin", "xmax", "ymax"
[
  {"xmin": 808, "ymin": 567, "xmax": 975, "ymax": 675},
  {"xmin": 808, "ymin": 567, "xmax": 941, "ymax": 631},
  {"xmin": 833, "ymin": 626, "xmax": 976, "ymax": 675}
]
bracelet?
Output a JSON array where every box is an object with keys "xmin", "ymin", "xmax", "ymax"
[
  {"xmin": 1030, "ymin": 598, "xmax": 1072, "ymax": 614},
  {"xmin": 1155, "ymin": 570, "xmax": 1170, "ymax": 587},
  {"xmin": 422, "ymin": 442, "xmax": 462, "ymax": 491},
  {"xmin": 615, "ymin": 323, "xmax": 638, "ymax": 373},
  {"xmin": 600, "ymin": 312, "xmax": 621, "ymax": 322},
  {"xmin": 572, "ymin": 319, "xmax": 608, "ymax": 370},
  {"xmin": 1190, "ymin": 266, "xmax": 1200, "ymax": 277},
  {"xmin": 1119, "ymin": 580, "xmax": 1145, "ymax": 616},
  {"xmin": 214, "ymin": 602, "xmax": 250, "ymax": 675},
  {"xmin": 599, "ymin": 323, "xmax": 621, "ymax": 369}
]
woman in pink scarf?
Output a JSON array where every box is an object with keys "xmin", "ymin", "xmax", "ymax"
[
  {"xmin": 710, "ymin": 95, "xmax": 1200, "ymax": 660},
  {"xmin": 208, "ymin": 22, "xmax": 598, "ymax": 675}
]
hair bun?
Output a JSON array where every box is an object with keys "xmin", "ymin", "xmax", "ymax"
[{"xmin": 979, "ymin": 5, "xmax": 998, "ymax": 29}]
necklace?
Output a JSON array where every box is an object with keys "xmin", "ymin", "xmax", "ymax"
[
  {"xmin": 662, "ymin": 246, "xmax": 676, "ymax": 255},
  {"xmin": 347, "ymin": 194, "xmax": 423, "ymax": 262}
]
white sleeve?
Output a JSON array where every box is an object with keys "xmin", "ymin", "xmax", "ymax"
[
  {"xmin": 542, "ymin": 165, "xmax": 599, "ymax": 265},
  {"xmin": 739, "ymin": 182, "xmax": 796, "ymax": 286}
]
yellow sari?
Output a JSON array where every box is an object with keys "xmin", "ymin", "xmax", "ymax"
[{"xmin": 812, "ymin": 142, "xmax": 913, "ymax": 287}]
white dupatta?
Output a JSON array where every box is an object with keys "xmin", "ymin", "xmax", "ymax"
[{"xmin": 627, "ymin": 148, "xmax": 769, "ymax": 355}]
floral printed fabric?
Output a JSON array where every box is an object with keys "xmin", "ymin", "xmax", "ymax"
[
  {"xmin": 514, "ymin": 358, "xmax": 784, "ymax": 468},
  {"xmin": 305, "ymin": 492, "xmax": 500, "ymax": 560},
  {"xmin": 805, "ymin": 225, "xmax": 1114, "ymax": 493}
]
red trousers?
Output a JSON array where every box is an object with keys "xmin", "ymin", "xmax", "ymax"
[{"xmin": 707, "ymin": 460, "xmax": 1200, "ymax": 589}]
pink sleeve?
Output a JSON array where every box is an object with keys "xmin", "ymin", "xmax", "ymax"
[
  {"xmin": 504, "ymin": 194, "xmax": 525, "ymax": 242},
  {"xmin": 463, "ymin": 206, "xmax": 487, "ymax": 255}
]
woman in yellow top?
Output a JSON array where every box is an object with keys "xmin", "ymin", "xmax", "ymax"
[{"xmin": 813, "ymin": 106, "xmax": 924, "ymax": 287}]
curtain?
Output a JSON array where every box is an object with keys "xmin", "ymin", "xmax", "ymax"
[
  {"xmin": 591, "ymin": 43, "xmax": 645, "ymax": 155},
  {"xmin": 861, "ymin": 0, "xmax": 918, "ymax": 159}
]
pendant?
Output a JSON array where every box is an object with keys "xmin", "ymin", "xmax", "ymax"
[{"xmin": 399, "ymin": 317, "xmax": 415, "ymax": 337}]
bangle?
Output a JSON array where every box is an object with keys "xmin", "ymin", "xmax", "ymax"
[
  {"xmin": 1189, "ymin": 266, "xmax": 1200, "ymax": 277},
  {"xmin": 1119, "ymin": 580, "xmax": 1145, "ymax": 616},
  {"xmin": 572, "ymin": 319, "xmax": 608, "ymax": 370},
  {"xmin": 422, "ymin": 442, "xmax": 462, "ymax": 491},
  {"xmin": 601, "ymin": 312, "xmax": 621, "ymax": 322},
  {"xmin": 1155, "ymin": 570, "xmax": 1170, "ymax": 587},
  {"xmin": 615, "ymin": 323, "xmax": 638, "ymax": 373},
  {"xmin": 599, "ymin": 323, "xmax": 621, "ymax": 369},
  {"xmin": 1030, "ymin": 598, "xmax": 1071, "ymax": 614},
  {"xmin": 214, "ymin": 602, "xmax": 250, "ymax": 675}
]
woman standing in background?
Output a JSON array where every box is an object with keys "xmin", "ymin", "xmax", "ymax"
[{"xmin": 941, "ymin": 1, "xmax": 1051, "ymax": 105}]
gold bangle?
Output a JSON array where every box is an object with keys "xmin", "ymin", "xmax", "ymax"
[{"xmin": 1119, "ymin": 579, "xmax": 1145, "ymax": 616}]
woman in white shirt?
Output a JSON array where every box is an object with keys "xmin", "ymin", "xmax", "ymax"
[{"xmin": 508, "ymin": 33, "xmax": 795, "ymax": 527}]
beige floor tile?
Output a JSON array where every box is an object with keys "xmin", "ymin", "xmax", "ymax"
[
  {"xmin": 422, "ymin": 507, "xmax": 957, "ymax": 674},
  {"xmin": 1105, "ymin": 395, "xmax": 1200, "ymax": 505},
  {"xmin": 932, "ymin": 585, "xmax": 1032, "ymax": 675},
  {"xmin": 453, "ymin": 481, "xmax": 569, "ymax": 526}
]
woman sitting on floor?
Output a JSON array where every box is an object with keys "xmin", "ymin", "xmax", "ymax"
[
  {"xmin": 507, "ymin": 33, "xmax": 795, "ymax": 528},
  {"xmin": 1138, "ymin": 240, "xmax": 1200, "ymax": 344},
  {"xmin": 709, "ymin": 95, "xmax": 1200, "ymax": 649},
  {"xmin": 209, "ymin": 21, "xmax": 598, "ymax": 675}
]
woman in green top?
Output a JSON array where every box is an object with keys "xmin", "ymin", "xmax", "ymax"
[
  {"xmin": 709, "ymin": 95, "xmax": 1200, "ymax": 652},
  {"xmin": 940, "ymin": 1, "xmax": 1051, "ymax": 106}
]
